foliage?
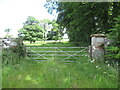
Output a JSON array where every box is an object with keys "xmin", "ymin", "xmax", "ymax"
[
  {"xmin": 4, "ymin": 35, "xmax": 13, "ymax": 38},
  {"xmin": 45, "ymin": 2, "xmax": 120, "ymax": 45},
  {"xmin": 2, "ymin": 49, "xmax": 23, "ymax": 67},
  {"xmin": 10, "ymin": 38, "xmax": 26, "ymax": 58},
  {"xmin": 47, "ymin": 20, "xmax": 63, "ymax": 40},
  {"xmin": 18, "ymin": 16, "xmax": 44, "ymax": 43},
  {"xmin": 23, "ymin": 16, "xmax": 39, "ymax": 25},
  {"xmin": 2, "ymin": 42, "xmax": 118, "ymax": 88},
  {"xmin": 39, "ymin": 19, "xmax": 51, "ymax": 41},
  {"xmin": 4, "ymin": 28, "xmax": 11, "ymax": 38},
  {"xmin": 106, "ymin": 15, "xmax": 120, "ymax": 62},
  {"xmin": 2, "ymin": 38, "xmax": 26, "ymax": 67}
]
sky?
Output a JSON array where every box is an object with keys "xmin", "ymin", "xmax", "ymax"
[{"xmin": 0, "ymin": 0, "xmax": 57, "ymax": 37}]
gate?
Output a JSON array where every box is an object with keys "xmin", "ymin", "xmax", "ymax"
[{"xmin": 26, "ymin": 47, "xmax": 88, "ymax": 62}]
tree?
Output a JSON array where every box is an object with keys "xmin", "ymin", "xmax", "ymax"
[
  {"xmin": 107, "ymin": 15, "xmax": 120, "ymax": 61},
  {"xmin": 47, "ymin": 20, "xmax": 63, "ymax": 41},
  {"xmin": 23, "ymin": 16, "xmax": 39, "ymax": 25},
  {"xmin": 4, "ymin": 28, "xmax": 11, "ymax": 38},
  {"xmin": 18, "ymin": 16, "xmax": 44, "ymax": 44},
  {"xmin": 39, "ymin": 19, "xmax": 51, "ymax": 41},
  {"xmin": 45, "ymin": 2, "xmax": 120, "ymax": 45}
]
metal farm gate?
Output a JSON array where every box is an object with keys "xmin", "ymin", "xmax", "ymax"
[{"xmin": 26, "ymin": 47, "xmax": 88, "ymax": 62}]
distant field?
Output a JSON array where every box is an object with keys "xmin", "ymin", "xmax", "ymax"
[{"xmin": 23, "ymin": 39, "xmax": 69, "ymax": 46}]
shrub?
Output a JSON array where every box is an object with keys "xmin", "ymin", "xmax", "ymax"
[
  {"xmin": 9, "ymin": 38, "xmax": 26, "ymax": 58},
  {"xmin": 2, "ymin": 49, "xmax": 22, "ymax": 67},
  {"xmin": 2, "ymin": 37, "xmax": 26, "ymax": 67},
  {"xmin": 105, "ymin": 15, "xmax": 120, "ymax": 68}
]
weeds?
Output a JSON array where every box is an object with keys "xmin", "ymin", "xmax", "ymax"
[{"xmin": 2, "ymin": 57, "xmax": 118, "ymax": 88}]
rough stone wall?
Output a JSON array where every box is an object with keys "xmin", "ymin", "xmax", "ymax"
[{"xmin": 1, "ymin": 38, "xmax": 18, "ymax": 49}]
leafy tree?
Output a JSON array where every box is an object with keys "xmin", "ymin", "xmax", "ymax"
[
  {"xmin": 47, "ymin": 20, "xmax": 63, "ymax": 41},
  {"xmin": 39, "ymin": 19, "xmax": 51, "ymax": 41},
  {"xmin": 18, "ymin": 16, "xmax": 44, "ymax": 43},
  {"xmin": 107, "ymin": 15, "xmax": 120, "ymax": 61},
  {"xmin": 23, "ymin": 16, "xmax": 39, "ymax": 25},
  {"xmin": 45, "ymin": 2, "xmax": 120, "ymax": 45},
  {"xmin": 4, "ymin": 28, "xmax": 11, "ymax": 38},
  {"xmin": 56, "ymin": 2, "xmax": 111, "ymax": 44}
]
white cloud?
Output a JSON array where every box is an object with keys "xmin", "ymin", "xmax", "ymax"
[{"xmin": 0, "ymin": 0, "xmax": 56, "ymax": 37}]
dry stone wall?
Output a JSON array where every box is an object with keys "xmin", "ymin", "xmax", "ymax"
[{"xmin": 0, "ymin": 38, "xmax": 23, "ymax": 49}]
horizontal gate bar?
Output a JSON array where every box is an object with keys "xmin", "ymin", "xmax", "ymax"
[
  {"xmin": 28, "ymin": 54, "xmax": 87, "ymax": 56},
  {"xmin": 34, "ymin": 60, "xmax": 47, "ymax": 61},
  {"xmin": 26, "ymin": 47, "xmax": 87, "ymax": 49},
  {"xmin": 31, "ymin": 58, "xmax": 86, "ymax": 59},
  {"xmin": 34, "ymin": 60, "xmax": 76, "ymax": 62},
  {"xmin": 27, "ymin": 51, "xmax": 86, "ymax": 52},
  {"xmin": 59, "ymin": 61, "xmax": 76, "ymax": 62}
]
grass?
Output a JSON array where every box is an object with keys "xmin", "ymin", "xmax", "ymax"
[{"xmin": 2, "ymin": 41, "xmax": 118, "ymax": 88}]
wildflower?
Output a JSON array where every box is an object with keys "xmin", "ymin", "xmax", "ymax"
[
  {"xmin": 105, "ymin": 61, "xmax": 108, "ymax": 63},
  {"xmin": 91, "ymin": 59, "xmax": 95, "ymax": 63},
  {"xmin": 107, "ymin": 64, "xmax": 110, "ymax": 67},
  {"xmin": 95, "ymin": 65, "xmax": 99, "ymax": 68},
  {"xmin": 103, "ymin": 72, "xmax": 107, "ymax": 74}
]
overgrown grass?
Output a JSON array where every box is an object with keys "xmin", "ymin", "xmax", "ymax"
[
  {"xmin": 2, "ymin": 41, "xmax": 118, "ymax": 88},
  {"xmin": 2, "ymin": 57, "xmax": 118, "ymax": 88}
]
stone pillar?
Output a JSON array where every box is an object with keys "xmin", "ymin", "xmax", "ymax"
[{"xmin": 90, "ymin": 34, "xmax": 106, "ymax": 60}]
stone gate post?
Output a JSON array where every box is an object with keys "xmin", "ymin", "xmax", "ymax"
[{"xmin": 90, "ymin": 34, "xmax": 106, "ymax": 60}]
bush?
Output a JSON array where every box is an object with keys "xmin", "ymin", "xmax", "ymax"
[
  {"xmin": 9, "ymin": 38, "xmax": 26, "ymax": 58},
  {"xmin": 2, "ymin": 38, "xmax": 26, "ymax": 67},
  {"xmin": 108, "ymin": 16, "xmax": 120, "ymax": 60},
  {"xmin": 2, "ymin": 49, "xmax": 23, "ymax": 67},
  {"xmin": 105, "ymin": 15, "xmax": 120, "ymax": 68}
]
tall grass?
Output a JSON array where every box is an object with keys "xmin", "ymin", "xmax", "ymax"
[{"xmin": 2, "ymin": 56, "xmax": 118, "ymax": 88}]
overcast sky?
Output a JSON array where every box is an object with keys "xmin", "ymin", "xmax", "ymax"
[{"xmin": 0, "ymin": 0, "xmax": 56, "ymax": 37}]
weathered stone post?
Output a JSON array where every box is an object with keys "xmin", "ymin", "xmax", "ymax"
[{"xmin": 90, "ymin": 34, "xmax": 106, "ymax": 60}]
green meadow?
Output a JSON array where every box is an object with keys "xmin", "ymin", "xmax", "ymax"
[{"xmin": 2, "ymin": 41, "xmax": 118, "ymax": 88}]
